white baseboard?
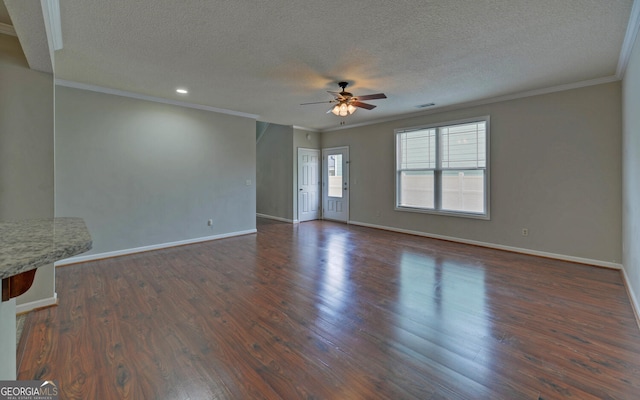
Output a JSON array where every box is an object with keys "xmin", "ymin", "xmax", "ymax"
[
  {"xmin": 16, "ymin": 293, "xmax": 58, "ymax": 314},
  {"xmin": 55, "ymin": 229, "xmax": 257, "ymax": 266},
  {"xmin": 621, "ymin": 267, "xmax": 640, "ymax": 330},
  {"xmin": 348, "ymin": 220, "xmax": 623, "ymax": 270},
  {"xmin": 256, "ymin": 213, "xmax": 298, "ymax": 224}
]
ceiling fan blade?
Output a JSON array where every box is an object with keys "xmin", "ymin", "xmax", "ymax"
[
  {"xmin": 352, "ymin": 101, "xmax": 376, "ymax": 110},
  {"xmin": 300, "ymin": 100, "xmax": 334, "ymax": 105},
  {"xmin": 355, "ymin": 93, "xmax": 387, "ymax": 101},
  {"xmin": 327, "ymin": 91, "xmax": 346, "ymax": 100}
]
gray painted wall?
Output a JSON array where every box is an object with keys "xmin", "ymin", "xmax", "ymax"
[
  {"xmin": 255, "ymin": 125, "xmax": 321, "ymax": 222},
  {"xmin": 256, "ymin": 123, "xmax": 293, "ymax": 220},
  {"xmin": 623, "ymin": 34, "xmax": 640, "ymax": 315},
  {"xmin": 293, "ymin": 128, "xmax": 321, "ymax": 151},
  {"xmin": 322, "ymin": 82, "xmax": 622, "ymax": 264},
  {"xmin": 55, "ymin": 86, "xmax": 256, "ymax": 256},
  {"xmin": 0, "ymin": 33, "xmax": 54, "ymax": 379},
  {"xmin": 0, "ymin": 34, "xmax": 55, "ymax": 308},
  {"xmin": 0, "ymin": 37, "xmax": 53, "ymax": 220}
]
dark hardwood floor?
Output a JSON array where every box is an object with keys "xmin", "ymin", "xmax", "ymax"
[{"xmin": 17, "ymin": 218, "xmax": 640, "ymax": 399}]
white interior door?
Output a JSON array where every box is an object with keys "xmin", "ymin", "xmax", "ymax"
[
  {"xmin": 322, "ymin": 146, "xmax": 349, "ymax": 222},
  {"xmin": 298, "ymin": 148, "xmax": 320, "ymax": 222}
]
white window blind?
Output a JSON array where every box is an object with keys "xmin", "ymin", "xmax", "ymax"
[
  {"xmin": 396, "ymin": 118, "xmax": 489, "ymax": 218},
  {"xmin": 441, "ymin": 122, "xmax": 486, "ymax": 169},
  {"xmin": 398, "ymin": 128, "xmax": 436, "ymax": 170}
]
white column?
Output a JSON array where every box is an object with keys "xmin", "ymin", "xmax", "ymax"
[{"xmin": 0, "ymin": 298, "xmax": 17, "ymax": 380}]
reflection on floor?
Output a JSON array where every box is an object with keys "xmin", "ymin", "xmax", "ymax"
[{"xmin": 16, "ymin": 218, "xmax": 640, "ymax": 399}]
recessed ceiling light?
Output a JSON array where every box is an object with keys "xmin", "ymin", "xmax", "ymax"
[{"xmin": 176, "ymin": 88, "xmax": 188, "ymax": 94}]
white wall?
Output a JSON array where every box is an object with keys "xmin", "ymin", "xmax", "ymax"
[
  {"xmin": 0, "ymin": 299, "xmax": 16, "ymax": 379},
  {"xmin": 623, "ymin": 32, "xmax": 640, "ymax": 316},
  {"xmin": 323, "ymin": 82, "xmax": 622, "ymax": 266},
  {"xmin": 55, "ymin": 86, "xmax": 256, "ymax": 257}
]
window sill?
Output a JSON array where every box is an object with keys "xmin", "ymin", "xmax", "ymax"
[{"xmin": 395, "ymin": 206, "xmax": 490, "ymax": 220}]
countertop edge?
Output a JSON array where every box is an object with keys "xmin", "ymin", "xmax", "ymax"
[{"xmin": 0, "ymin": 218, "xmax": 93, "ymax": 280}]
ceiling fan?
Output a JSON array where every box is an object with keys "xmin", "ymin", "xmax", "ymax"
[{"xmin": 301, "ymin": 82, "xmax": 387, "ymax": 116}]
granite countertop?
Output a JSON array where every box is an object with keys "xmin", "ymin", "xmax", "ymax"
[{"xmin": 0, "ymin": 217, "xmax": 92, "ymax": 280}]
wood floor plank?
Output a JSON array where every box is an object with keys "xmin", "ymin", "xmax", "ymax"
[{"xmin": 16, "ymin": 218, "xmax": 640, "ymax": 399}]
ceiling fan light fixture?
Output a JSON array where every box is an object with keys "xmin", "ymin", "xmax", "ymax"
[{"xmin": 303, "ymin": 82, "xmax": 386, "ymax": 118}]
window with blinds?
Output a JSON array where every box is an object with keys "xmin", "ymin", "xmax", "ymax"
[{"xmin": 395, "ymin": 117, "xmax": 489, "ymax": 218}]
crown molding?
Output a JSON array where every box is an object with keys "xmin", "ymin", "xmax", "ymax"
[
  {"xmin": 0, "ymin": 22, "xmax": 16, "ymax": 37},
  {"xmin": 55, "ymin": 79, "xmax": 260, "ymax": 120},
  {"xmin": 322, "ymin": 74, "xmax": 620, "ymax": 133},
  {"xmin": 40, "ymin": 0, "xmax": 62, "ymax": 51},
  {"xmin": 617, "ymin": 0, "xmax": 640, "ymax": 78},
  {"xmin": 293, "ymin": 125, "xmax": 320, "ymax": 132}
]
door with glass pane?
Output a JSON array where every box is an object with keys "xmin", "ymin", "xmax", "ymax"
[{"xmin": 322, "ymin": 146, "xmax": 349, "ymax": 222}]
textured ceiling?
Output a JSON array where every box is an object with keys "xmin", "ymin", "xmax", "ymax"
[
  {"xmin": 3, "ymin": 0, "xmax": 51, "ymax": 72},
  {"xmin": 11, "ymin": 1, "xmax": 638, "ymax": 130}
]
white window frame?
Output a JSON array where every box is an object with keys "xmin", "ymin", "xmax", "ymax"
[{"xmin": 395, "ymin": 116, "xmax": 490, "ymax": 220}]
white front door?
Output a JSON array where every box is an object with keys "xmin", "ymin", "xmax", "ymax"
[
  {"xmin": 298, "ymin": 148, "xmax": 320, "ymax": 222},
  {"xmin": 322, "ymin": 146, "xmax": 349, "ymax": 222}
]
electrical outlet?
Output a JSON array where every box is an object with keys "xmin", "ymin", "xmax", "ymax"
[
  {"xmin": 521, "ymin": 228, "xmax": 529, "ymax": 237},
  {"xmin": 207, "ymin": 219, "xmax": 213, "ymax": 226}
]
